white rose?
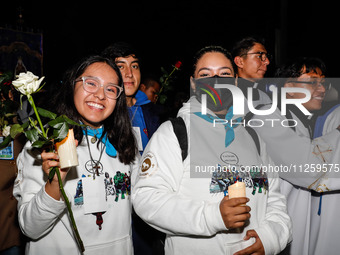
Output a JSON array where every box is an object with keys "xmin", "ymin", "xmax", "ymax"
[
  {"xmin": 12, "ymin": 71, "xmax": 45, "ymax": 96},
  {"xmin": 2, "ymin": 125, "xmax": 11, "ymax": 137}
]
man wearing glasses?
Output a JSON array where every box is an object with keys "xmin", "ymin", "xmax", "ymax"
[
  {"xmin": 231, "ymin": 36, "xmax": 273, "ymax": 107},
  {"xmin": 251, "ymin": 57, "xmax": 340, "ymax": 255},
  {"xmin": 232, "ymin": 36, "xmax": 271, "ymax": 81}
]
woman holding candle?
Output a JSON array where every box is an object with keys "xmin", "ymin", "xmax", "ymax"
[
  {"xmin": 13, "ymin": 55, "xmax": 139, "ymax": 255},
  {"xmin": 132, "ymin": 46, "xmax": 291, "ymax": 255}
]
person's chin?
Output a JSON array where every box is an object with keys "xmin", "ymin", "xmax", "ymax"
[{"xmin": 125, "ymin": 87, "xmax": 138, "ymax": 96}]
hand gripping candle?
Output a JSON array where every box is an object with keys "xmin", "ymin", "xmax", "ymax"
[
  {"xmin": 55, "ymin": 129, "xmax": 79, "ymax": 169},
  {"xmin": 228, "ymin": 181, "xmax": 246, "ymax": 199}
]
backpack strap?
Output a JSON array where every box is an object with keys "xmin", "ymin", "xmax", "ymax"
[
  {"xmin": 244, "ymin": 126, "xmax": 261, "ymax": 156},
  {"xmin": 169, "ymin": 117, "xmax": 188, "ymax": 161},
  {"xmin": 243, "ymin": 105, "xmax": 267, "ymax": 156}
]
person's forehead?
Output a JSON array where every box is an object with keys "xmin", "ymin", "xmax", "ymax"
[
  {"xmin": 249, "ymin": 43, "xmax": 267, "ymax": 52},
  {"xmin": 115, "ymin": 55, "xmax": 139, "ymax": 63},
  {"xmin": 197, "ymin": 52, "xmax": 232, "ymax": 68},
  {"xmin": 152, "ymin": 82, "xmax": 161, "ymax": 91}
]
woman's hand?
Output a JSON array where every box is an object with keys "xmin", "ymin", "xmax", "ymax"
[
  {"xmin": 41, "ymin": 151, "xmax": 70, "ymax": 182},
  {"xmin": 234, "ymin": 230, "xmax": 265, "ymax": 255},
  {"xmin": 41, "ymin": 151, "xmax": 60, "ymax": 180},
  {"xmin": 219, "ymin": 196, "xmax": 251, "ymax": 229},
  {"xmin": 42, "ymin": 139, "xmax": 78, "ymax": 200}
]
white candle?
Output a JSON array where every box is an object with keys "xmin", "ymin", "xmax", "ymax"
[
  {"xmin": 228, "ymin": 182, "xmax": 246, "ymax": 199},
  {"xmin": 56, "ymin": 129, "xmax": 79, "ymax": 169}
]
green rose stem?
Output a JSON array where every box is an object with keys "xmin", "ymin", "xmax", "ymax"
[
  {"xmin": 28, "ymin": 95, "xmax": 85, "ymax": 252},
  {"xmin": 27, "ymin": 96, "xmax": 46, "ymax": 138},
  {"xmin": 53, "ymin": 166, "xmax": 85, "ymax": 252},
  {"xmin": 157, "ymin": 61, "xmax": 182, "ymax": 104},
  {"xmin": 159, "ymin": 67, "xmax": 176, "ymax": 95}
]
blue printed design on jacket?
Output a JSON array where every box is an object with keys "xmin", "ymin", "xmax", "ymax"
[{"xmin": 209, "ymin": 165, "xmax": 268, "ymax": 195}]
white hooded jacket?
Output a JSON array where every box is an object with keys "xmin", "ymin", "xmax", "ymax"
[
  {"xmin": 14, "ymin": 136, "xmax": 139, "ymax": 255},
  {"xmin": 132, "ymin": 97, "xmax": 291, "ymax": 255}
]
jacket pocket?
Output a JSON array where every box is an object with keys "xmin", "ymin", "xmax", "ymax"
[
  {"xmin": 224, "ymin": 237, "xmax": 256, "ymax": 255},
  {"xmin": 84, "ymin": 235, "xmax": 133, "ymax": 255}
]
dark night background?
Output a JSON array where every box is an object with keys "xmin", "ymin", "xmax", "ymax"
[{"xmin": 0, "ymin": 0, "xmax": 339, "ymax": 95}]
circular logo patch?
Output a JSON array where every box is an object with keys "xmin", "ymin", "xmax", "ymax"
[
  {"xmin": 220, "ymin": 151, "xmax": 239, "ymax": 165},
  {"xmin": 140, "ymin": 152, "xmax": 157, "ymax": 177},
  {"xmin": 142, "ymin": 158, "xmax": 152, "ymax": 172}
]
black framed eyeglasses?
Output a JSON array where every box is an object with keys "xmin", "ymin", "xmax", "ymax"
[
  {"xmin": 75, "ymin": 76, "xmax": 123, "ymax": 99},
  {"xmin": 286, "ymin": 79, "xmax": 331, "ymax": 90},
  {"xmin": 240, "ymin": 51, "xmax": 272, "ymax": 62}
]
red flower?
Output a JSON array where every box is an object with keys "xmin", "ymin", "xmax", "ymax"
[{"xmin": 174, "ymin": 61, "xmax": 182, "ymax": 69}]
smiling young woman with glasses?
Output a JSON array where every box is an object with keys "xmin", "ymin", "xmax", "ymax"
[{"xmin": 14, "ymin": 55, "xmax": 139, "ymax": 255}]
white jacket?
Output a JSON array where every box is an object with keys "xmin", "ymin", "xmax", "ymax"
[
  {"xmin": 132, "ymin": 97, "xmax": 291, "ymax": 255},
  {"xmin": 252, "ymin": 105, "xmax": 340, "ymax": 255},
  {"xmin": 309, "ymin": 105, "xmax": 340, "ymax": 255},
  {"xmin": 14, "ymin": 136, "xmax": 139, "ymax": 255}
]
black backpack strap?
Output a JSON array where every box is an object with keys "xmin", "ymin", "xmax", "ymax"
[
  {"xmin": 243, "ymin": 104, "xmax": 267, "ymax": 156},
  {"xmin": 244, "ymin": 126, "xmax": 261, "ymax": 156},
  {"xmin": 169, "ymin": 117, "xmax": 188, "ymax": 161}
]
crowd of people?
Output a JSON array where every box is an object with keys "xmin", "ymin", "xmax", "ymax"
[{"xmin": 1, "ymin": 36, "xmax": 340, "ymax": 255}]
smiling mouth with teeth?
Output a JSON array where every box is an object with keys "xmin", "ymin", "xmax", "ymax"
[{"xmin": 87, "ymin": 102, "xmax": 104, "ymax": 109}]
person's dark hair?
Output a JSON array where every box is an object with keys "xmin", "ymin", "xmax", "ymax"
[
  {"xmin": 275, "ymin": 57, "xmax": 326, "ymax": 78},
  {"xmin": 141, "ymin": 75, "xmax": 160, "ymax": 89},
  {"xmin": 52, "ymin": 55, "xmax": 137, "ymax": 164},
  {"xmin": 231, "ymin": 36, "xmax": 266, "ymax": 58},
  {"xmin": 101, "ymin": 41, "xmax": 141, "ymax": 62},
  {"xmin": 192, "ymin": 45, "xmax": 233, "ymax": 76}
]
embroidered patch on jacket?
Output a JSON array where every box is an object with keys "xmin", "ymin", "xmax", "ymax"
[
  {"xmin": 209, "ymin": 164, "xmax": 268, "ymax": 195},
  {"xmin": 113, "ymin": 171, "xmax": 131, "ymax": 201},
  {"xmin": 73, "ymin": 171, "xmax": 131, "ymax": 206},
  {"xmin": 140, "ymin": 152, "xmax": 158, "ymax": 177}
]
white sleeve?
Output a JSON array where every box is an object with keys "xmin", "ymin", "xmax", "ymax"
[
  {"xmin": 130, "ymin": 153, "xmax": 141, "ymax": 190},
  {"xmin": 252, "ymin": 109, "xmax": 340, "ymax": 191},
  {"xmin": 132, "ymin": 121, "xmax": 226, "ymax": 236},
  {"xmin": 13, "ymin": 143, "xmax": 66, "ymax": 239},
  {"xmin": 253, "ymin": 142, "xmax": 292, "ymax": 254}
]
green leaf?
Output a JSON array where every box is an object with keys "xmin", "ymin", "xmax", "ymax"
[
  {"xmin": 62, "ymin": 115, "xmax": 81, "ymax": 126},
  {"xmin": 4, "ymin": 113, "xmax": 17, "ymax": 118},
  {"xmin": 37, "ymin": 107, "xmax": 57, "ymax": 119},
  {"xmin": 48, "ymin": 116, "xmax": 65, "ymax": 129},
  {"xmin": 25, "ymin": 128, "xmax": 39, "ymax": 143},
  {"xmin": 10, "ymin": 124, "xmax": 24, "ymax": 138},
  {"xmin": 53, "ymin": 122, "xmax": 69, "ymax": 141},
  {"xmin": 31, "ymin": 140, "xmax": 50, "ymax": 148},
  {"xmin": 21, "ymin": 121, "xmax": 29, "ymax": 129},
  {"xmin": 0, "ymin": 135, "xmax": 12, "ymax": 150},
  {"xmin": 159, "ymin": 95, "xmax": 167, "ymax": 104},
  {"xmin": 48, "ymin": 167, "xmax": 57, "ymax": 182}
]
